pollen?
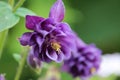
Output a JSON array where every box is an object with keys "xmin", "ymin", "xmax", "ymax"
[
  {"xmin": 51, "ymin": 42, "xmax": 61, "ymax": 52},
  {"xmin": 91, "ymin": 67, "xmax": 96, "ymax": 74}
]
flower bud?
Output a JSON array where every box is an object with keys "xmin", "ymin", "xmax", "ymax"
[
  {"xmin": 27, "ymin": 53, "xmax": 42, "ymax": 69},
  {"xmin": 0, "ymin": 74, "xmax": 5, "ymax": 80}
]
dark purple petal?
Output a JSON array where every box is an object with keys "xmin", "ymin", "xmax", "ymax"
[
  {"xmin": 26, "ymin": 15, "xmax": 44, "ymax": 30},
  {"xmin": 37, "ymin": 42, "xmax": 52, "ymax": 63},
  {"xmin": 39, "ymin": 30, "xmax": 49, "ymax": 38},
  {"xmin": 51, "ymin": 29, "xmax": 66, "ymax": 37},
  {"xmin": 46, "ymin": 48, "xmax": 58, "ymax": 61},
  {"xmin": 40, "ymin": 18, "xmax": 55, "ymax": 32},
  {"xmin": 32, "ymin": 45, "xmax": 40, "ymax": 58},
  {"xmin": 19, "ymin": 32, "xmax": 32, "ymax": 46},
  {"xmin": 28, "ymin": 32, "xmax": 38, "ymax": 46},
  {"xmin": 43, "ymin": 54, "xmax": 52, "ymax": 63},
  {"xmin": 40, "ymin": 51, "xmax": 52, "ymax": 63},
  {"xmin": 36, "ymin": 18, "xmax": 56, "ymax": 36},
  {"xmin": 49, "ymin": 0, "xmax": 65, "ymax": 22},
  {"xmin": 77, "ymin": 65, "xmax": 84, "ymax": 71}
]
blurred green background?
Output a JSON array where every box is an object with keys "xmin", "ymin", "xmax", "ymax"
[{"xmin": 0, "ymin": 0, "xmax": 120, "ymax": 80}]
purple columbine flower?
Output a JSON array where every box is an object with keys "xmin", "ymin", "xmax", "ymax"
[
  {"xmin": 19, "ymin": 0, "xmax": 75, "ymax": 63},
  {"xmin": 62, "ymin": 34, "xmax": 102, "ymax": 79},
  {"xmin": 0, "ymin": 74, "xmax": 5, "ymax": 80}
]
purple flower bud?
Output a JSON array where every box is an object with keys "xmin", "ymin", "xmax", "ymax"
[
  {"xmin": 62, "ymin": 34, "xmax": 102, "ymax": 79},
  {"xmin": 49, "ymin": 0, "xmax": 65, "ymax": 22},
  {"xmin": 27, "ymin": 52, "xmax": 42, "ymax": 69},
  {"xmin": 19, "ymin": 0, "xmax": 75, "ymax": 63},
  {"xmin": 0, "ymin": 74, "xmax": 5, "ymax": 80}
]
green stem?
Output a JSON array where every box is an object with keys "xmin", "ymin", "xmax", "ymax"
[
  {"xmin": 8, "ymin": 0, "xmax": 15, "ymax": 8},
  {"xmin": 14, "ymin": 47, "xmax": 29, "ymax": 80},
  {"xmin": 13, "ymin": 0, "xmax": 25, "ymax": 12},
  {"xmin": 0, "ymin": 30, "xmax": 8, "ymax": 59}
]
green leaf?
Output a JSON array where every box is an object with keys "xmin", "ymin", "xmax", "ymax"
[
  {"xmin": 0, "ymin": 1, "xmax": 11, "ymax": 9},
  {"xmin": 13, "ymin": 53, "xmax": 21, "ymax": 63},
  {"xmin": 0, "ymin": 1, "xmax": 20, "ymax": 32},
  {"xmin": 15, "ymin": 7, "xmax": 36, "ymax": 17},
  {"xmin": 61, "ymin": 72, "xmax": 73, "ymax": 80}
]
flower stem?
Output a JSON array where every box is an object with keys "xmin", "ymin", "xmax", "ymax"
[
  {"xmin": 0, "ymin": 30, "xmax": 8, "ymax": 59},
  {"xmin": 13, "ymin": 0, "xmax": 25, "ymax": 12},
  {"xmin": 8, "ymin": 0, "xmax": 15, "ymax": 8},
  {"xmin": 14, "ymin": 47, "xmax": 29, "ymax": 80}
]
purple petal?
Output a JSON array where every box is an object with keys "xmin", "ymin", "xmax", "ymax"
[
  {"xmin": 40, "ymin": 18, "xmax": 55, "ymax": 32},
  {"xmin": 56, "ymin": 52, "xmax": 64, "ymax": 63},
  {"xmin": 79, "ymin": 57, "xmax": 86, "ymax": 62},
  {"xmin": 51, "ymin": 29, "xmax": 66, "ymax": 37},
  {"xmin": 58, "ymin": 36, "xmax": 76, "ymax": 50},
  {"xmin": 28, "ymin": 32, "xmax": 38, "ymax": 46},
  {"xmin": 19, "ymin": 32, "xmax": 32, "ymax": 46},
  {"xmin": 68, "ymin": 61, "xmax": 75, "ymax": 67},
  {"xmin": 84, "ymin": 61, "xmax": 93, "ymax": 68},
  {"xmin": 49, "ymin": 0, "xmax": 65, "ymax": 22},
  {"xmin": 78, "ymin": 65, "xmax": 84, "ymax": 71},
  {"xmin": 36, "ymin": 36, "xmax": 44, "ymax": 47},
  {"xmin": 83, "ymin": 67, "xmax": 90, "ymax": 76},
  {"xmin": 41, "ymin": 52, "xmax": 52, "ymax": 63},
  {"xmin": 86, "ymin": 54, "xmax": 95, "ymax": 61},
  {"xmin": 46, "ymin": 47, "xmax": 58, "ymax": 61},
  {"xmin": 36, "ymin": 18, "xmax": 55, "ymax": 36},
  {"xmin": 56, "ymin": 22, "xmax": 72, "ymax": 34},
  {"xmin": 32, "ymin": 45, "xmax": 40, "ymax": 58},
  {"xmin": 61, "ymin": 44, "xmax": 71, "ymax": 60},
  {"xmin": 26, "ymin": 15, "xmax": 44, "ymax": 30}
]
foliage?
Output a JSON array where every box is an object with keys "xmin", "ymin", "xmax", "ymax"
[{"xmin": 0, "ymin": 0, "xmax": 120, "ymax": 80}]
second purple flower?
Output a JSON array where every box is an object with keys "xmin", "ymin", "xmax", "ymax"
[{"xmin": 62, "ymin": 34, "xmax": 102, "ymax": 79}]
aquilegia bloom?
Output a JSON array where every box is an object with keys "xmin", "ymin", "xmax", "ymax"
[
  {"xmin": 62, "ymin": 34, "xmax": 101, "ymax": 79},
  {"xmin": 0, "ymin": 74, "xmax": 5, "ymax": 80},
  {"xmin": 19, "ymin": 0, "xmax": 75, "ymax": 63}
]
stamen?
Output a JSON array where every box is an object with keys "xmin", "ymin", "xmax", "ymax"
[
  {"xmin": 51, "ymin": 42, "xmax": 61, "ymax": 52},
  {"xmin": 91, "ymin": 67, "xmax": 96, "ymax": 74}
]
